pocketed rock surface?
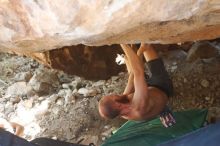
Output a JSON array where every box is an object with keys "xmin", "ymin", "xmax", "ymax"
[{"xmin": 0, "ymin": 46, "xmax": 220, "ymax": 145}]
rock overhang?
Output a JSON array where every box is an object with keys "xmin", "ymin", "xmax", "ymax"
[{"xmin": 0, "ymin": 0, "xmax": 220, "ymax": 53}]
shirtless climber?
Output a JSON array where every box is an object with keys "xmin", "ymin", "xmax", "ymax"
[{"xmin": 99, "ymin": 44, "xmax": 176, "ymax": 127}]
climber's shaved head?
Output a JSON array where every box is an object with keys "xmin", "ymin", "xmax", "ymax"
[{"xmin": 99, "ymin": 95, "xmax": 120, "ymax": 119}]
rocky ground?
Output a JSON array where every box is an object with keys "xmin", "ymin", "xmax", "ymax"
[{"xmin": 0, "ymin": 42, "xmax": 220, "ymax": 146}]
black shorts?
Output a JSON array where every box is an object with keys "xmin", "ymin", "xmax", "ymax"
[{"xmin": 145, "ymin": 58, "xmax": 173, "ymax": 97}]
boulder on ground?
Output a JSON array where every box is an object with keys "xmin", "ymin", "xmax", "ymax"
[
  {"xmin": 28, "ymin": 69, "xmax": 59, "ymax": 95},
  {"xmin": 5, "ymin": 82, "xmax": 34, "ymax": 98},
  {"xmin": 187, "ymin": 41, "xmax": 219, "ymax": 62}
]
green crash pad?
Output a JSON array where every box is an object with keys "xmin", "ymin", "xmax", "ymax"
[{"xmin": 102, "ymin": 109, "xmax": 207, "ymax": 146}]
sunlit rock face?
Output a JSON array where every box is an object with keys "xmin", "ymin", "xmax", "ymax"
[{"xmin": 0, "ymin": 0, "xmax": 220, "ymax": 52}]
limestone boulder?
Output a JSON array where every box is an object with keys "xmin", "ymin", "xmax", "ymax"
[
  {"xmin": 187, "ymin": 41, "xmax": 219, "ymax": 62},
  {"xmin": 5, "ymin": 82, "xmax": 34, "ymax": 98},
  {"xmin": 0, "ymin": 0, "xmax": 220, "ymax": 53}
]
